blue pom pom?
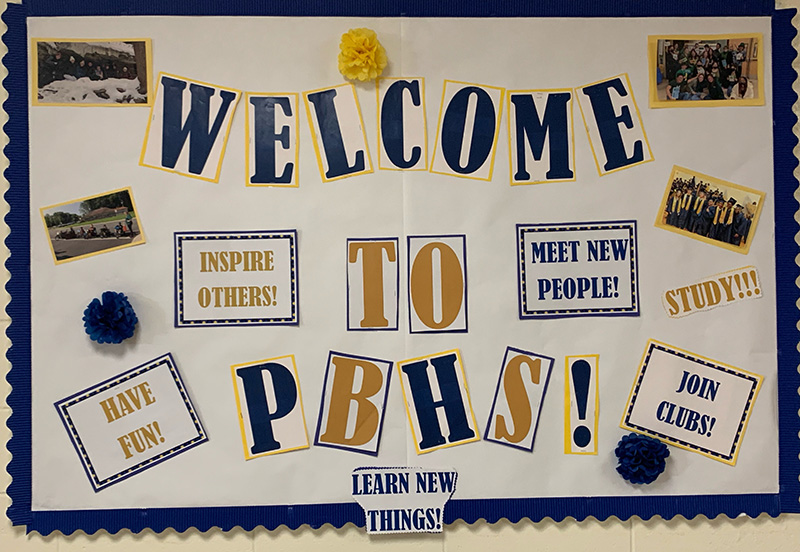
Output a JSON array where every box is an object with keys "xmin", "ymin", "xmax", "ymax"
[
  {"xmin": 614, "ymin": 433, "xmax": 670, "ymax": 484},
  {"xmin": 83, "ymin": 291, "xmax": 138, "ymax": 344}
]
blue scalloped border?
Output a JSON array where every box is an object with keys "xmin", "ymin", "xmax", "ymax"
[
  {"xmin": 771, "ymin": 6, "xmax": 800, "ymax": 516},
  {"xmin": 5, "ymin": 0, "xmax": 799, "ymax": 535},
  {"xmin": 20, "ymin": 0, "xmax": 777, "ymax": 17},
  {"xmin": 4, "ymin": 0, "xmax": 31, "ymax": 530}
]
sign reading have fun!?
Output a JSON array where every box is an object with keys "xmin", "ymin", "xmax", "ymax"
[{"xmin": 54, "ymin": 354, "xmax": 207, "ymax": 491}]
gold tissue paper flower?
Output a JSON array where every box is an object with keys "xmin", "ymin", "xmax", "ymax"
[{"xmin": 338, "ymin": 28, "xmax": 388, "ymax": 81}]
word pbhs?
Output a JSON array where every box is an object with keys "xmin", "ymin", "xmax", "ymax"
[
  {"xmin": 236, "ymin": 350, "xmax": 550, "ymax": 456},
  {"xmin": 99, "ymin": 382, "xmax": 165, "ymax": 460}
]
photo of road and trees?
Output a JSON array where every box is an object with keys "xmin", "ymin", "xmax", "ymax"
[{"xmin": 42, "ymin": 188, "xmax": 145, "ymax": 262}]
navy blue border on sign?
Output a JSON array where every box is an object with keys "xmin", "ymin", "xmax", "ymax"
[
  {"xmin": 621, "ymin": 341, "xmax": 760, "ymax": 463},
  {"xmin": 54, "ymin": 353, "xmax": 208, "ymax": 491},
  {"xmin": 483, "ymin": 346, "xmax": 555, "ymax": 453},
  {"xmin": 406, "ymin": 234, "xmax": 468, "ymax": 334},
  {"xmin": 516, "ymin": 221, "xmax": 639, "ymax": 319},
  {"xmin": 4, "ymin": 0, "xmax": 798, "ymax": 535},
  {"xmin": 173, "ymin": 230, "xmax": 298, "ymax": 327},
  {"xmin": 345, "ymin": 237, "xmax": 400, "ymax": 332},
  {"xmin": 313, "ymin": 351, "xmax": 394, "ymax": 456}
]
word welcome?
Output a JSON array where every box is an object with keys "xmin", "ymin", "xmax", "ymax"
[{"xmin": 140, "ymin": 73, "xmax": 652, "ymax": 185}]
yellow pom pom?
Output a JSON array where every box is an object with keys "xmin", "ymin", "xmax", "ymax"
[{"xmin": 338, "ymin": 28, "xmax": 388, "ymax": 82}]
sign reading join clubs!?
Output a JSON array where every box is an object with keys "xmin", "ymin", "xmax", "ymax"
[
  {"xmin": 621, "ymin": 340, "xmax": 762, "ymax": 465},
  {"xmin": 140, "ymin": 73, "xmax": 651, "ymax": 185}
]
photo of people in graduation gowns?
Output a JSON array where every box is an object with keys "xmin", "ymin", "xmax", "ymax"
[{"xmin": 657, "ymin": 166, "xmax": 765, "ymax": 254}]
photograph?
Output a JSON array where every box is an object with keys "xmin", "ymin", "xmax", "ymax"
[
  {"xmin": 32, "ymin": 38, "xmax": 152, "ymax": 105},
  {"xmin": 649, "ymin": 34, "xmax": 764, "ymax": 107},
  {"xmin": 41, "ymin": 187, "xmax": 146, "ymax": 263},
  {"xmin": 655, "ymin": 166, "xmax": 765, "ymax": 255}
]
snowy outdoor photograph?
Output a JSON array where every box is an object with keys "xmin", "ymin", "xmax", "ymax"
[{"xmin": 34, "ymin": 39, "xmax": 151, "ymax": 105}]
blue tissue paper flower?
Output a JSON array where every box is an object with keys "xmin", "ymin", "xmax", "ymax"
[
  {"xmin": 615, "ymin": 433, "xmax": 670, "ymax": 484},
  {"xmin": 83, "ymin": 291, "xmax": 138, "ymax": 344}
]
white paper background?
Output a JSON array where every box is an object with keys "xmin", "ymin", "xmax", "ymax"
[{"xmin": 28, "ymin": 16, "xmax": 776, "ymax": 511}]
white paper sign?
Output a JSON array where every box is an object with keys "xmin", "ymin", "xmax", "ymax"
[
  {"xmin": 377, "ymin": 77, "xmax": 428, "ymax": 171},
  {"xmin": 315, "ymin": 351, "xmax": 393, "ymax": 456},
  {"xmin": 565, "ymin": 355, "xmax": 599, "ymax": 455},
  {"xmin": 575, "ymin": 73, "xmax": 653, "ymax": 176},
  {"xmin": 621, "ymin": 340, "xmax": 762, "ymax": 465},
  {"xmin": 303, "ymin": 83, "xmax": 373, "ymax": 181},
  {"xmin": 662, "ymin": 266, "xmax": 763, "ymax": 318},
  {"xmin": 430, "ymin": 80, "xmax": 504, "ymax": 181},
  {"xmin": 352, "ymin": 466, "xmax": 457, "ymax": 534},
  {"xmin": 231, "ymin": 355, "xmax": 309, "ymax": 460},
  {"xmin": 54, "ymin": 353, "xmax": 207, "ymax": 491},
  {"xmin": 174, "ymin": 230, "xmax": 298, "ymax": 327},
  {"xmin": 517, "ymin": 221, "xmax": 639, "ymax": 319},
  {"xmin": 245, "ymin": 92, "xmax": 299, "ymax": 187}
]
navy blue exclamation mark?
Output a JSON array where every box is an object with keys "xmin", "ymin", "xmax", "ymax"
[{"xmin": 571, "ymin": 359, "xmax": 592, "ymax": 448}]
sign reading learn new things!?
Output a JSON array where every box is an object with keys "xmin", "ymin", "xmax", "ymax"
[{"xmin": 4, "ymin": 0, "xmax": 800, "ymax": 537}]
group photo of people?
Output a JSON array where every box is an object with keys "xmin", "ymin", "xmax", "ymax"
[
  {"xmin": 35, "ymin": 39, "xmax": 151, "ymax": 105},
  {"xmin": 652, "ymin": 35, "xmax": 761, "ymax": 104},
  {"xmin": 657, "ymin": 167, "xmax": 764, "ymax": 254},
  {"xmin": 42, "ymin": 188, "xmax": 146, "ymax": 262}
]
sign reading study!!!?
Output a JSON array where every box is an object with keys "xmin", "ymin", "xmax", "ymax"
[
  {"xmin": 174, "ymin": 230, "xmax": 298, "ymax": 327},
  {"xmin": 352, "ymin": 467, "xmax": 457, "ymax": 534},
  {"xmin": 54, "ymin": 354, "xmax": 207, "ymax": 491},
  {"xmin": 621, "ymin": 340, "xmax": 762, "ymax": 465},
  {"xmin": 517, "ymin": 221, "xmax": 639, "ymax": 319},
  {"xmin": 662, "ymin": 266, "xmax": 763, "ymax": 318}
]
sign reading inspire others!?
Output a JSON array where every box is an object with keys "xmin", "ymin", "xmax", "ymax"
[{"xmin": 174, "ymin": 230, "xmax": 298, "ymax": 327}]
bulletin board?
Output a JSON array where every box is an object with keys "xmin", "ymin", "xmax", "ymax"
[{"xmin": 5, "ymin": 0, "xmax": 800, "ymax": 535}]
